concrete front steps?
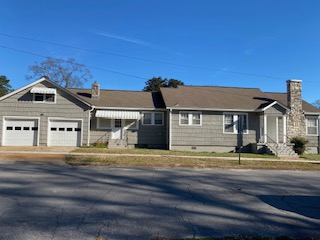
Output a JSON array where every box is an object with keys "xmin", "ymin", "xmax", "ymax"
[{"xmin": 265, "ymin": 143, "xmax": 298, "ymax": 157}]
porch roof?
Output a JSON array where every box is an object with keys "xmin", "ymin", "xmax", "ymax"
[{"xmin": 95, "ymin": 110, "xmax": 140, "ymax": 119}]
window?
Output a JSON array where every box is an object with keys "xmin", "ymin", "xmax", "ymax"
[
  {"xmin": 97, "ymin": 118, "xmax": 111, "ymax": 129},
  {"xmin": 223, "ymin": 113, "xmax": 248, "ymax": 134},
  {"xmin": 143, "ymin": 113, "xmax": 152, "ymax": 125},
  {"xmin": 179, "ymin": 112, "xmax": 202, "ymax": 126},
  {"xmin": 142, "ymin": 112, "xmax": 164, "ymax": 126},
  {"xmin": 306, "ymin": 117, "xmax": 318, "ymax": 135},
  {"xmin": 33, "ymin": 93, "xmax": 56, "ymax": 103},
  {"xmin": 155, "ymin": 113, "xmax": 163, "ymax": 125}
]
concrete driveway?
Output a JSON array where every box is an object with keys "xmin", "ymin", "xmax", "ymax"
[{"xmin": 0, "ymin": 161, "xmax": 319, "ymax": 240}]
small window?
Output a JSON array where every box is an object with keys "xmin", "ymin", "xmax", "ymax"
[
  {"xmin": 15, "ymin": 127, "xmax": 21, "ymax": 130},
  {"xmin": 59, "ymin": 128, "xmax": 65, "ymax": 131},
  {"xmin": 114, "ymin": 119, "xmax": 122, "ymax": 128},
  {"xmin": 180, "ymin": 113, "xmax": 189, "ymax": 125},
  {"xmin": 75, "ymin": 128, "xmax": 81, "ymax": 132},
  {"xmin": 34, "ymin": 94, "xmax": 44, "ymax": 102},
  {"xmin": 98, "ymin": 118, "xmax": 111, "ymax": 129},
  {"xmin": 192, "ymin": 113, "xmax": 201, "ymax": 125},
  {"xmin": 223, "ymin": 113, "xmax": 248, "ymax": 134},
  {"xmin": 143, "ymin": 113, "xmax": 152, "ymax": 125},
  {"xmin": 33, "ymin": 93, "xmax": 56, "ymax": 103},
  {"xmin": 224, "ymin": 115, "xmax": 234, "ymax": 133},
  {"xmin": 45, "ymin": 94, "xmax": 55, "ymax": 102},
  {"xmin": 67, "ymin": 128, "xmax": 72, "ymax": 131},
  {"xmin": 6, "ymin": 126, "xmax": 13, "ymax": 130},
  {"xmin": 154, "ymin": 113, "xmax": 163, "ymax": 125},
  {"xmin": 307, "ymin": 118, "xmax": 318, "ymax": 135},
  {"xmin": 179, "ymin": 112, "xmax": 202, "ymax": 126},
  {"xmin": 32, "ymin": 127, "xmax": 38, "ymax": 131},
  {"xmin": 51, "ymin": 128, "xmax": 57, "ymax": 131},
  {"xmin": 23, "ymin": 127, "xmax": 30, "ymax": 131}
]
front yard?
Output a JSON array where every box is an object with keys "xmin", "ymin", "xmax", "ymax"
[{"xmin": 68, "ymin": 148, "xmax": 320, "ymax": 170}]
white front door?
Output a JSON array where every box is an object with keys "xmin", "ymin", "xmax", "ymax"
[
  {"xmin": 267, "ymin": 116, "xmax": 278, "ymax": 143},
  {"xmin": 112, "ymin": 119, "xmax": 122, "ymax": 139}
]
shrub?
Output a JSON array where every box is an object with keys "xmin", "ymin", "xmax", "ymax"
[{"xmin": 290, "ymin": 136, "xmax": 309, "ymax": 155}]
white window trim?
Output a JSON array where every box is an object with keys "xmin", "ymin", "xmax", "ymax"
[
  {"xmin": 223, "ymin": 112, "xmax": 249, "ymax": 134},
  {"xmin": 97, "ymin": 118, "xmax": 112, "ymax": 130},
  {"xmin": 142, "ymin": 112, "xmax": 164, "ymax": 126},
  {"xmin": 32, "ymin": 93, "xmax": 56, "ymax": 104},
  {"xmin": 179, "ymin": 111, "xmax": 202, "ymax": 126},
  {"xmin": 306, "ymin": 117, "xmax": 319, "ymax": 136}
]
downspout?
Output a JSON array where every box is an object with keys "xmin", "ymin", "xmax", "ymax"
[
  {"xmin": 169, "ymin": 108, "xmax": 172, "ymax": 150},
  {"xmin": 87, "ymin": 106, "xmax": 95, "ymax": 146}
]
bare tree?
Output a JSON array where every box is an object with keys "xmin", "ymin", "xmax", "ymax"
[
  {"xmin": 26, "ymin": 57, "xmax": 93, "ymax": 88},
  {"xmin": 312, "ymin": 99, "xmax": 320, "ymax": 109}
]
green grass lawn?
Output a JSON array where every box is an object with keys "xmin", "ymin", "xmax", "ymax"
[
  {"xmin": 74, "ymin": 147, "xmax": 277, "ymax": 159},
  {"xmin": 66, "ymin": 154, "xmax": 320, "ymax": 170},
  {"xmin": 301, "ymin": 154, "xmax": 320, "ymax": 160}
]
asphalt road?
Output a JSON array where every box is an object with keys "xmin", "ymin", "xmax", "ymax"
[{"xmin": 0, "ymin": 161, "xmax": 319, "ymax": 240}]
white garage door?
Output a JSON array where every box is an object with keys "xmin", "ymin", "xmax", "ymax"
[
  {"xmin": 3, "ymin": 118, "xmax": 39, "ymax": 146},
  {"xmin": 48, "ymin": 120, "xmax": 82, "ymax": 146}
]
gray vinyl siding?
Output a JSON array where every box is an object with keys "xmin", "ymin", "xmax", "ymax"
[
  {"xmin": 90, "ymin": 111, "xmax": 168, "ymax": 148},
  {"xmin": 0, "ymin": 81, "xmax": 90, "ymax": 146},
  {"xmin": 171, "ymin": 110, "xmax": 259, "ymax": 150}
]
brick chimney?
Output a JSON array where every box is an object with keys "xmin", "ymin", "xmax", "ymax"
[
  {"xmin": 286, "ymin": 79, "xmax": 305, "ymax": 138},
  {"xmin": 91, "ymin": 81, "xmax": 100, "ymax": 100}
]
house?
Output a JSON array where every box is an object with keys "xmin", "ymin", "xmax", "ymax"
[{"xmin": 0, "ymin": 77, "xmax": 319, "ymax": 155}]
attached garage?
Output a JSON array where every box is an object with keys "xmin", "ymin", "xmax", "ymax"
[
  {"xmin": 48, "ymin": 119, "xmax": 82, "ymax": 146},
  {"xmin": 3, "ymin": 118, "xmax": 39, "ymax": 146}
]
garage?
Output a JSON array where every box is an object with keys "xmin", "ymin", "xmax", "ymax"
[
  {"xmin": 3, "ymin": 118, "xmax": 39, "ymax": 146},
  {"xmin": 48, "ymin": 119, "xmax": 82, "ymax": 146}
]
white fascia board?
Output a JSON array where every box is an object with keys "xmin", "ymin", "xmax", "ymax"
[
  {"xmin": 166, "ymin": 107, "xmax": 256, "ymax": 112},
  {"xmin": 261, "ymin": 101, "xmax": 289, "ymax": 112}
]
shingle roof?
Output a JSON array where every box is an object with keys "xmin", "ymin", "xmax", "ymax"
[
  {"xmin": 160, "ymin": 86, "xmax": 271, "ymax": 110},
  {"xmin": 67, "ymin": 88, "xmax": 165, "ymax": 109},
  {"xmin": 265, "ymin": 92, "xmax": 320, "ymax": 113},
  {"xmin": 160, "ymin": 85, "xmax": 320, "ymax": 113}
]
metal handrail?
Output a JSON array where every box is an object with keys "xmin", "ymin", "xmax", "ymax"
[
  {"xmin": 264, "ymin": 134, "xmax": 279, "ymax": 155},
  {"xmin": 93, "ymin": 131, "xmax": 110, "ymax": 146}
]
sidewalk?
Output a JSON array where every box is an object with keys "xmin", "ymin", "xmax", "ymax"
[{"xmin": 1, "ymin": 146, "xmax": 320, "ymax": 163}]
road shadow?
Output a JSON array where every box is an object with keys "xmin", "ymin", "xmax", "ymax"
[{"xmin": 258, "ymin": 195, "xmax": 320, "ymax": 220}]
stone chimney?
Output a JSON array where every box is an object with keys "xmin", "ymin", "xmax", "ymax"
[
  {"xmin": 91, "ymin": 81, "xmax": 100, "ymax": 100},
  {"xmin": 286, "ymin": 79, "xmax": 305, "ymax": 138}
]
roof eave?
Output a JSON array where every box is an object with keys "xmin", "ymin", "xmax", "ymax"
[{"xmin": 166, "ymin": 106, "xmax": 257, "ymax": 112}]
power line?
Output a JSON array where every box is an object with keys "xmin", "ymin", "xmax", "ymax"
[
  {"xmin": 0, "ymin": 45, "xmax": 148, "ymax": 80},
  {"xmin": 0, "ymin": 32, "xmax": 288, "ymax": 80}
]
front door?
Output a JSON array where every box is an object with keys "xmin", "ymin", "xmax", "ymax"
[
  {"xmin": 267, "ymin": 116, "xmax": 278, "ymax": 143},
  {"xmin": 112, "ymin": 119, "xmax": 122, "ymax": 139}
]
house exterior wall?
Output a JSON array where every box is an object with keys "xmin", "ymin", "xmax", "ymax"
[
  {"xmin": 0, "ymin": 81, "xmax": 90, "ymax": 146},
  {"xmin": 170, "ymin": 110, "xmax": 260, "ymax": 152},
  {"xmin": 264, "ymin": 104, "xmax": 286, "ymax": 116},
  {"xmin": 90, "ymin": 111, "xmax": 168, "ymax": 148}
]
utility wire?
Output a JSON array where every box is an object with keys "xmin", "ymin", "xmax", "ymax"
[
  {"xmin": 0, "ymin": 32, "xmax": 287, "ymax": 80},
  {"xmin": 0, "ymin": 45, "xmax": 148, "ymax": 80}
]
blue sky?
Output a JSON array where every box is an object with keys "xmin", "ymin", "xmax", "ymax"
[{"xmin": 1, "ymin": 0, "xmax": 320, "ymax": 103}]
